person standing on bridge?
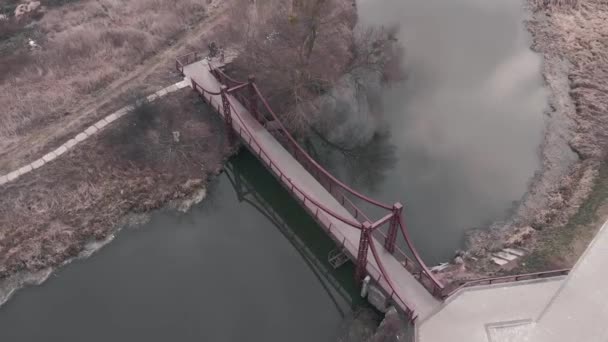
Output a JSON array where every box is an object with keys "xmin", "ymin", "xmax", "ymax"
[{"xmin": 208, "ymin": 42, "xmax": 218, "ymax": 58}]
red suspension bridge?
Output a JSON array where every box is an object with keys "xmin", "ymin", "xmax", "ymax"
[
  {"xmin": 175, "ymin": 53, "xmax": 569, "ymax": 322},
  {"xmin": 176, "ymin": 52, "xmax": 442, "ymax": 320}
]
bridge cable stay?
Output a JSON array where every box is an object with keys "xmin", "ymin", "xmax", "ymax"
[{"xmin": 396, "ymin": 215, "xmax": 443, "ymax": 296}]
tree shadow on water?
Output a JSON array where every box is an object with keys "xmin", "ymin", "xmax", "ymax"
[{"xmin": 306, "ymin": 129, "xmax": 397, "ymax": 194}]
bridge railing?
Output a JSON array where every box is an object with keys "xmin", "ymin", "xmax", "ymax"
[
  {"xmin": 176, "ymin": 52, "xmax": 199, "ymax": 75},
  {"xmin": 210, "ymin": 66, "xmax": 248, "ymax": 90},
  {"xmin": 441, "ymin": 268, "xmax": 570, "ymax": 298}
]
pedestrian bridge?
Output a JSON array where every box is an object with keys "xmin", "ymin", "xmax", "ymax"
[{"xmin": 176, "ymin": 53, "xmax": 444, "ymax": 321}]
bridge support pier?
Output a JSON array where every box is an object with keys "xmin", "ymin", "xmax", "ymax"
[
  {"xmin": 384, "ymin": 203, "xmax": 403, "ymax": 253},
  {"xmin": 356, "ymin": 222, "xmax": 372, "ymax": 284},
  {"xmin": 248, "ymin": 75, "xmax": 259, "ymax": 123},
  {"xmin": 220, "ymin": 85, "xmax": 235, "ymax": 145}
]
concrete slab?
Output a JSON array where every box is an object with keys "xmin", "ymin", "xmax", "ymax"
[
  {"xmin": 156, "ymin": 88, "xmax": 168, "ymax": 97},
  {"xmin": 6, "ymin": 171, "xmax": 19, "ymax": 181},
  {"xmin": 53, "ymin": 145, "xmax": 68, "ymax": 157},
  {"xmin": 494, "ymin": 251, "xmax": 518, "ymax": 261},
  {"xmin": 114, "ymin": 108, "xmax": 128, "ymax": 118},
  {"xmin": 31, "ymin": 159, "xmax": 45, "ymax": 169},
  {"xmin": 165, "ymin": 84, "xmax": 179, "ymax": 93},
  {"xmin": 17, "ymin": 164, "xmax": 33, "ymax": 176},
  {"xmin": 65, "ymin": 139, "xmax": 78, "ymax": 149},
  {"xmin": 105, "ymin": 113, "xmax": 118, "ymax": 123},
  {"xmin": 176, "ymin": 79, "xmax": 190, "ymax": 88},
  {"xmin": 503, "ymin": 248, "xmax": 525, "ymax": 257},
  {"xmin": 487, "ymin": 320, "xmax": 534, "ymax": 342},
  {"xmin": 84, "ymin": 126, "xmax": 98, "ymax": 135},
  {"xmin": 416, "ymin": 277, "xmax": 565, "ymax": 342},
  {"xmin": 529, "ymin": 220, "xmax": 608, "ymax": 342},
  {"xmin": 42, "ymin": 152, "xmax": 57, "ymax": 163},
  {"xmin": 491, "ymin": 257, "xmax": 509, "ymax": 266},
  {"xmin": 0, "ymin": 175, "xmax": 7, "ymax": 186},
  {"xmin": 75, "ymin": 133, "xmax": 88, "ymax": 142},
  {"xmin": 94, "ymin": 118, "xmax": 108, "ymax": 130}
]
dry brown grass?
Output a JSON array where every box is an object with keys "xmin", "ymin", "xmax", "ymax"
[
  {"xmin": 457, "ymin": 0, "xmax": 608, "ymax": 279},
  {"xmin": 0, "ymin": 0, "xmax": 206, "ymax": 139},
  {"xmin": 531, "ymin": 0, "xmax": 579, "ymax": 10}
]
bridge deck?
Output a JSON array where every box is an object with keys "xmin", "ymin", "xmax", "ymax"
[{"xmin": 182, "ymin": 60, "xmax": 440, "ymax": 319}]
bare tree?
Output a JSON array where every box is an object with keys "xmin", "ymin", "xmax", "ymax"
[
  {"xmin": 226, "ymin": 0, "xmax": 403, "ymax": 143},
  {"xmin": 226, "ymin": 0, "xmax": 354, "ymax": 133}
]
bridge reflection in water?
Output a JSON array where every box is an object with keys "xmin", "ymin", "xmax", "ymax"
[{"xmin": 224, "ymin": 152, "xmax": 362, "ymax": 318}]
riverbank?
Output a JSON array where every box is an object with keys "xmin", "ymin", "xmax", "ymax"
[
  {"xmin": 441, "ymin": 0, "xmax": 608, "ymax": 282},
  {"xmin": 0, "ymin": 0, "xmax": 356, "ymax": 299},
  {"xmin": 0, "ymin": 89, "xmax": 232, "ymax": 304}
]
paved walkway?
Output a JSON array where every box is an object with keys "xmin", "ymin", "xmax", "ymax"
[
  {"xmin": 0, "ymin": 80, "xmax": 190, "ymax": 187},
  {"xmin": 416, "ymin": 219, "xmax": 608, "ymax": 342},
  {"xmin": 529, "ymin": 219, "xmax": 608, "ymax": 341},
  {"xmin": 182, "ymin": 60, "xmax": 440, "ymax": 319}
]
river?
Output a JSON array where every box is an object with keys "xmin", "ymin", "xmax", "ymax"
[
  {"xmin": 0, "ymin": 153, "xmax": 359, "ymax": 341},
  {"xmin": 0, "ymin": 0, "xmax": 546, "ymax": 340},
  {"xmin": 351, "ymin": 0, "xmax": 547, "ymax": 263}
]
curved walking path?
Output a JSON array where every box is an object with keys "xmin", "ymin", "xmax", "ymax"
[{"xmin": 0, "ymin": 79, "xmax": 190, "ymax": 187}]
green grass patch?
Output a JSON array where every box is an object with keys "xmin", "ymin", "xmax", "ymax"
[{"xmin": 521, "ymin": 162, "xmax": 608, "ymax": 272}]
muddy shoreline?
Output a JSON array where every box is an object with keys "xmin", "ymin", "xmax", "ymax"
[
  {"xmin": 0, "ymin": 90, "xmax": 233, "ymax": 305},
  {"xmin": 0, "ymin": 232, "xmax": 114, "ymax": 307},
  {"xmin": 0, "ymin": 186, "xmax": 211, "ymax": 308}
]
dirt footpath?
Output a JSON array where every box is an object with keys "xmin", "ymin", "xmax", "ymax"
[
  {"xmin": 0, "ymin": 89, "xmax": 230, "ymax": 284},
  {"xmin": 0, "ymin": 0, "xmax": 237, "ymax": 174}
]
